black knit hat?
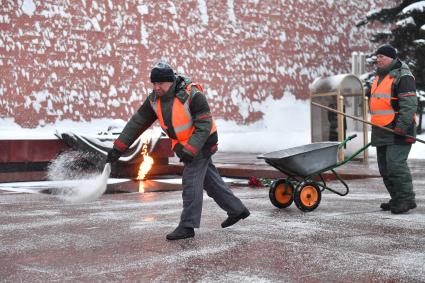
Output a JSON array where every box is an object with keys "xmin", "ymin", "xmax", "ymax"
[
  {"xmin": 150, "ymin": 61, "xmax": 175, "ymax": 83},
  {"xmin": 376, "ymin": 44, "xmax": 397, "ymax": 59}
]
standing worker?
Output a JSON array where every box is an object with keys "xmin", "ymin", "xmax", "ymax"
[
  {"xmin": 369, "ymin": 44, "xmax": 417, "ymax": 214},
  {"xmin": 106, "ymin": 61, "xmax": 250, "ymax": 239}
]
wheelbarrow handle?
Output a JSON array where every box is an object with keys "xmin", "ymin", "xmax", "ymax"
[
  {"xmin": 347, "ymin": 134, "xmax": 357, "ymax": 141},
  {"xmin": 338, "ymin": 134, "xmax": 357, "ymax": 149}
]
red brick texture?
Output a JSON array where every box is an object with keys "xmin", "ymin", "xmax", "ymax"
[{"xmin": 0, "ymin": 0, "xmax": 384, "ymax": 127}]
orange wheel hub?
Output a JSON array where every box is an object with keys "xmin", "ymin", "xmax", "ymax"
[
  {"xmin": 300, "ymin": 185, "xmax": 319, "ymax": 207},
  {"xmin": 275, "ymin": 183, "xmax": 293, "ymax": 204}
]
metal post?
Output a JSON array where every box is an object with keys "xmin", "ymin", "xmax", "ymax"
[
  {"xmin": 359, "ymin": 52, "xmax": 366, "ymax": 75},
  {"xmin": 351, "ymin": 52, "xmax": 358, "ymax": 75},
  {"xmin": 363, "ymin": 96, "xmax": 369, "ymax": 163},
  {"xmin": 337, "ymin": 95, "xmax": 345, "ymax": 161},
  {"xmin": 351, "ymin": 51, "xmax": 366, "ymax": 76}
]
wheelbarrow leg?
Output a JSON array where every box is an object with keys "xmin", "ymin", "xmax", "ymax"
[{"xmin": 317, "ymin": 170, "xmax": 349, "ymax": 196}]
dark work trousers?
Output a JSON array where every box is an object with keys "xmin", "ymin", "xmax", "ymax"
[
  {"xmin": 376, "ymin": 144, "xmax": 415, "ymax": 204},
  {"xmin": 179, "ymin": 155, "xmax": 247, "ymax": 228}
]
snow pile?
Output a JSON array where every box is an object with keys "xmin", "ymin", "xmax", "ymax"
[
  {"xmin": 0, "ymin": 118, "xmax": 126, "ymax": 140},
  {"xmin": 20, "ymin": 0, "xmax": 36, "ymax": 17},
  {"xmin": 0, "ymin": 92, "xmax": 424, "ymax": 157},
  {"xmin": 396, "ymin": 17, "xmax": 416, "ymax": 27},
  {"xmin": 413, "ymin": 39, "xmax": 425, "ymax": 46},
  {"xmin": 217, "ymin": 93, "xmax": 311, "ymax": 152},
  {"xmin": 401, "ymin": 1, "xmax": 425, "ymax": 14},
  {"xmin": 47, "ymin": 151, "xmax": 110, "ymax": 202},
  {"xmin": 53, "ymin": 163, "xmax": 110, "ymax": 203},
  {"xmin": 47, "ymin": 150, "xmax": 103, "ymax": 180}
]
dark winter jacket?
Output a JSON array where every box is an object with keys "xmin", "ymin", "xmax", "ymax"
[
  {"xmin": 370, "ymin": 59, "xmax": 417, "ymax": 146},
  {"xmin": 113, "ymin": 75, "xmax": 218, "ymax": 158}
]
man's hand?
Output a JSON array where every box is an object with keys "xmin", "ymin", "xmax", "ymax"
[
  {"xmin": 404, "ymin": 136, "xmax": 416, "ymax": 143},
  {"xmin": 106, "ymin": 148, "xmax": 122, "ymax": 163},
  {"xmin": 394, "ymin": 127, "xmax": 416, "ymax": 143},
  {"xmin": 174, "ymin": 143, "xmax": 194, "ymax": 164}
]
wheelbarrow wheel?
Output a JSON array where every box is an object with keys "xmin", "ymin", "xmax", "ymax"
[
  {"xmin": 294, "ymin": 181, "xmax": 321, "ymax": 212},
  {"xmin": 269, "ymin": 179, "xmax": 294, "ymax": 208}
]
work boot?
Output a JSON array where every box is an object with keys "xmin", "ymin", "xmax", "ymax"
[
  {"xmin": 380, "ymin": 198, "xmax": 396, "ymax": 211},
  {"xmin": 390, "ymin": 201, "xmax": 417, "ymax": 214},
  {"xmin": 380, "ymin": 202, "xmax": 391, "ymax": 211},
  {"xmin": 221, "ymin": 208, "xmax": 250, "ymax": 228},
  {"xmin": 166, "ymin": 226, "xmax": 195, "ymax": 240}
]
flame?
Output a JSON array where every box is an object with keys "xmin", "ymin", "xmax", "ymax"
[
  {"xmin": 138, "ymin": 154, "xmax": 153, "ymax": 180},
  {"xmin": 137, "ymin": 139, "xmax": 154, "ymax": 192}
]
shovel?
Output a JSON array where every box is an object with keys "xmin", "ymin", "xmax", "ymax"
[{"xmin": 311, "ymin": 102, "xmax": 425, "ymax": 144}]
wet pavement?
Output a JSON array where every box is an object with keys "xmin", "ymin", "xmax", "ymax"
[{"xmin": 1, "ymin": 156, "xmax": 424, "ymax": 282}]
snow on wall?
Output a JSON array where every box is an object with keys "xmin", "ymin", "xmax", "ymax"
[{"xmin": 0, "ymin": 0, "xmax": 385, "ymax": 128}]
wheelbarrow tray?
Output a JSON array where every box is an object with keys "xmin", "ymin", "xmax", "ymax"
[{"xmin": 257, "ymin": 142, "xmax": 339, "ymax": 177}]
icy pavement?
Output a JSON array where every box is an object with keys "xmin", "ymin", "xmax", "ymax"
[{"xmin": 0, "ymin": 173, "xmax": 424, "ymax": 282}]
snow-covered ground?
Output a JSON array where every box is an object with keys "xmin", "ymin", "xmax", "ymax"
[
  {"xmin": 1, "ymin": 178, "xmax": 425, "ymax": 282},
  {"xmin": 1, "ymin": 93, "xmax": 424, "ymax": 158}
]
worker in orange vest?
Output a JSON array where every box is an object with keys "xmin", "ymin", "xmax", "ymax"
[
  {"xmin": 106, "ymin": 61, "xmax": 250, "ymax": 239},
  {"xmin": 369, "ymin": 44, "xmax": 417, "ymax": 214}
]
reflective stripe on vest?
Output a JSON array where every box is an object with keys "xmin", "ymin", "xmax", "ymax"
[
  {"xmin": 151, "ymin": 97, "xmax": 193, "ymax": 146},
  {"xmin": 150, "ymin": 83, "xmax": 217, "ymax": 152},
  {"xmin": 370, "ymin": 74, "xmax": 398, "ymax": 126}
]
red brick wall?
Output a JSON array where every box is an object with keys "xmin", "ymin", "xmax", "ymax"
[{"xmin": 0, "ymin": 0, "xmax": 385, "ymax": 127}]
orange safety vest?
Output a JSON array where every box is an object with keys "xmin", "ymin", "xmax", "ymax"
[
  {"xmin": 369, "ymin": 74, "xmax": 398, "ymax": 126},
  {"xmin": 151, "ymin": 83, "xmax": 217, "ymax": 154}
]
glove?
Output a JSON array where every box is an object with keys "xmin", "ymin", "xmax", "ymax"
[
  {"xmin": 404, "ymin": 136, "xmax": 416, "ymax": 143},
  {"xmin": 174, "ymin": 143, "xmax": 194, "ymax": 164},
  {"xmin": 394, "ymin": 127, "xmax": 416, "ymax": 143},
  {"xmin": 393, "ymin": 127, "xmax": 406, "ymax": 136},
  {"xmin": 106, "ymin": 148, "xmax": 122, "ymax": 163}
]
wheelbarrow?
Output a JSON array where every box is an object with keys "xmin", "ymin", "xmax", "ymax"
[{"xmin": 257, "ymin": 134, "xmax": 371, "ymax": 212}]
